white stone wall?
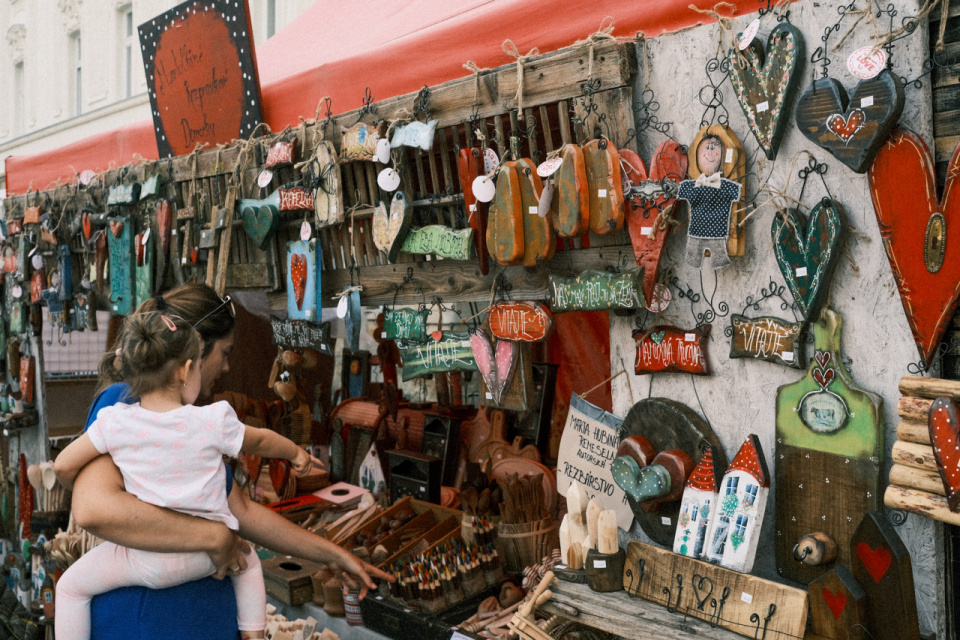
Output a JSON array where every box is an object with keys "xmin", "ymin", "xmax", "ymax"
[{"xmin": 611, "ymin": 2, "xmax": 944, "ymax": 634}]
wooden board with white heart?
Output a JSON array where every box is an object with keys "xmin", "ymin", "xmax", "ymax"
[{"xmin": 373, "ymin": 192, "xmax": 413, "ymax": 264}]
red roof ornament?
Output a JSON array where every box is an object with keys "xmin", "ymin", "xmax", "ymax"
[
  {"xmin": 685, "ymin": 447, "xmax": 718, "ymax": 492},
  {"xmin": 727, "ymin": 434, "xmax": 770, "ymax": 488}
]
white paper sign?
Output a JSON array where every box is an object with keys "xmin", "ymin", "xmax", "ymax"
[
  {"xmin": 756, "ymin": 101, "xmax": 769, "ymax": 113},
  {"xmin": 741, "ymin": 592, "xmax": 753, "ymax": 604},
  {"xmin": 598, "ymin": 189, "xmax": 608, "ymax": 198},
  {"xmin": 795, "ymin": 266, "xmax": 808, "ymax": 277},
  {"xmin": 861, "ymin": 96, "xmax": 874, "ymax": 108},
  {"xmin": 782, "ymin": 351, "xmax": 795, "ymax": 362},
  {"xmin": 738, "ymin": 19, "xmax": 760, "ymax": 50},
  {"xmin": 557, "ymin": 393, "xmax": 633, "ymax": 530},
  {"xmin": 661, "ymin": 517, "xmax": 672, "ymax": 526},
  {"xmin": 685, "ymin": 333, "xmax": 696, "ymax": 342},
  {"xmin": 593, "ymin": 559, "xmax": 607, "ymax": 568},
  {"xmin": 528, "ymin": 206, "xmax": 538, "ymax": 215},
  {"xmin": 725, "ymin": 149, "xmax": 734, "ymax": 163}
]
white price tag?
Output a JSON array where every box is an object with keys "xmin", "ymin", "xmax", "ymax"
[
  {"xmin": 113, "ymin": 305, "xmax": 118, "ymax": 311},
  {"xmin": 641, "ymin": 226, "xmax": 654, "ymax": 235},
  {"xmin": 725, "ymin": 149, "xmax": 734, "ymax": 163},
  {"xmin": 739, "ymin": 19, "xmax": 760, "ymax": 50},
  {"xmin": 756, "ymin": 101, "xmax": 769, "ymax": 113},
  {"xmin": 142, "ymin": 228, "xmax": 151, "ymax": 245},
  {"xmin": 598, "ymin": 189, "xmax": 607, "ymax": 198},
  {"xmin": 529, "ymin": 206, "xmax": 538, "ymax": 215},
  {"xmin": 795, "ymin": 266, "xmax": 808, "ymax": 277},
  {"xmin": 469, "ymin": 204, "xmax": 477, "ymax": 212},
  {"xmin": 171, "ymin": 228, "xmax": 178, "ymax": 235},
  {"xmin": 381, "ymin": 332, "xmax": 387, "ymax": 339},
  {"xmin": 594, "ymin": 559, "xmax": 607, "ymax": 569},
  {"xmin": 661, "ymin": 517, "xmax": 671, "ymax": 526},
  {"xmin": 376, "ymin": 596, "xmax": 383, "ymax": 600},
  {"xmin": 485, "ymin": 392, "xmax": 493, "ymax": 399},
  {"xmin": 685, "ymin": 333, "xmax": 696, "ymax": 342},
  {"xmin": 861, "ymin": 95, "xmax": 874, "ymax": 108},
  {"xmin": 741, "ymin": 592, "xmax": 753, "ymax": 604},
  {"xmin": 782, "ymin": 351, "xmax": 794, "ymax": 362}
]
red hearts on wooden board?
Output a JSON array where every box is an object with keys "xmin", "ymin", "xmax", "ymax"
[
  {"xmin": 290, "ymin": 253, "xmax": 308, "ymax": 310},
  {"xmin": 929, "ymin": 396, "xmax": 960, "ymax": 511},
  {"xmin": 855, "ymin": 541, "xmax": 892, "ymax": 584},
  {"xmin": 869, "ymin": 127, "xmax": 960, "ymax": 365},
  {"xmin": 826, "ymin": 109, "xmax": 865, "ymax": 143},
  {"xmin": 82, "ymin": 212, "xmax": 93, "ymax": 242},
  {"xmin": 109, "ymin": 220, "xmax": 125, "ymax": 238},
  {"xmin": 822, "ymin": 587, "xmax": 848, "ymax": 620}
]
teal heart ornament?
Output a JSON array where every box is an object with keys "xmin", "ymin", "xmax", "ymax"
[
  {"xmin": 728, "ymin": 23, "xmax": 804, "ymax": 161},
  {"xmin": 611, "ymin": 456, "xmax": 672, "ymax": 503},
  {"xmin": 240, "ymin": 191, "xmax": 281, "ymax": 251},
  {"xmin": 772, "ymin": 197, "xmax": 846, "ymax": 319}
]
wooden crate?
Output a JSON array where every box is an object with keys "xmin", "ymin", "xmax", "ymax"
[{"xmin": 261, "ymin": 554, "xmax": 323, "ymax": 606}]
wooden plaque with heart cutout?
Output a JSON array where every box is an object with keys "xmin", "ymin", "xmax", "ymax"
[
  {"xmin": 807, "ymin": 566, "xmax": 867, "ymax": 640},
  {"xmin": 286, "ymin": 240, "xmax": 319, "ymax": 322}
]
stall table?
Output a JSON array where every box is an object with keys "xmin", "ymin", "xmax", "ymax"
[{"xmin": 268, "ymin": 598, "xmax": 391, "ymax": 640}]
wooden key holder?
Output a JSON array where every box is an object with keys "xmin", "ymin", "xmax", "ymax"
[{"xmin": 584, "ymin": 547, "xmax": 625, "ymax": 592}]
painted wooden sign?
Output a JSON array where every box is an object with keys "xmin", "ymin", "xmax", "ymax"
[
  {"xmin": 340, "ymin": 121, "xmax": 384, "ymax": 162},
  {"xmin": 138, "ymin": 0, "xmax": 263, "ymax": 157},
  {"xmin": 72, "ymin": 292, "xmax": 95, "ymax": 332},
  {"xmin": 311, "ymin": 141, "xmax": 344, "ymax": 228},
  {"xmin": 624, "ymin": 141, "xmax": 687, "ymax": 306},
  {"xmin": 265, "ymin": 139, "xmax": 297, "ymax": 169},
  {"xmin": 134, "ymin": 229, "xmax": 154, "ymax": 311},
  {"xmin": 401, "ymin": 225, "xmax": 473, "ymax": 260},
  {"xmin": 869, "ymin": 127, "xmax": 960, "ymax": 365},
  {"xmin": 795, "ymin": 69, "xmax": 905, "ymax": 173},
  {"xmin": 775, "ymin": 308, "xmax": 883, "ymax": 584},
  {"xmin": 20, "ymin": 355, "xmax": 34, "ymax": 404},
  {"xmin": 549, "ymin": 143, "xmax": 589, "ymax": 238},
  {"xmin": 487, "ymin": 162, "xmax": 524, "ymax": 266},
  {"xmin": 5, "ymin": 277, "xmax": 25, "ymax": 335},
  {"xmin": 390, "ymin": 119, "xmax": 438, "ymax": 151},
  {"xmin": 488, "ymin": 301, "xmax": 554, "ymax": 342},
  {"xmin": 269, "ymin": 315, "xmax": 332, "ymax": 355},
  {"xmin": 673, "ymin": 447, "xmax": 719, "ymax": 560},
  {"xmin": 457, "ymin": 148, "xmax": 489, "ymax": 275},
  {"xmin": 849, "ymin": 512, "xmax": 920, "ymax": 640},
  {"xmin": 928, "ymin": 396, "xmax": 960, "ymax": 511},
  {"xmin": 30, "ymin": 270, "xmax": 44, "ymax": 305},
  {"xmin": 515, "ymin": 158, "xmax": 554, "ymax": 267},
  {"xmin": 469, "ymin": 328, "xmax": 519, "ymax": 406},
  {"xmin": 808, "ymin": 566, "xmax": 867, "ymax": 640},
  {"xmin": 619, "ymin": 398, "xmax": 728, "ymax": 546},
  {"xmin": 772, "ymin": 198, "xmax": 846, "ymax": 319},
  {"xmin": 729, "ymin": 314, "xmax": 804, "ymax": 368},
  {"xmin": 373, "ymin": 192, "xmax": 413, "ymax": 264},
  {"xmin": 548, "ymin": 269, "xmax": 644, "ymax": 312},
  {"xmin": 107, "ymin": 216, "xmax": 134, "ymax": 316},
  {"xmin": 278, "ymin": 186, "xmax": 314, "ymax": 212},
  {"xmin": 140, "ymin": 173, "xmax": 164, "ymax": 200},
  {"xmin": 382, "ymin": 307, "xmax": 428, "ymax": 343},
  {"xmin": 240, "ymin": 191, "xmax": 280, "ymax": 251},
  {"xmin": 107, "ymin": 184, "xmax": 140, "ymax": 207},
  {"xmin": 58, "ymin": 245, "xmax": 72, "ymax": 303},
  {"xmin": 583, "ymin": 139, "xmax": 624, "ymax": 234},
  {"xmin": 397, "ymin": 332, "xmax": 477, "ymax": 381},
  {"xmin": 727, "ymin": 23, "xmax": 805, "ymax": 160},
  {"xmin": 286, "ymin": 240, "xmax": 319, "ymax": 322},
  {"xmin": 687, "ymin": 125, "xmax": 746, "ymax": 258},
  {"xmin": 634, "ymin": 325, "xmax": 711, "ymax": 375},
  {"xmin": 2, "ymin": 246, "xmax": 16, "ymax": 274}
]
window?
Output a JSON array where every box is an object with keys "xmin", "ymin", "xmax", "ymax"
[
  {"xmin": 743, "ymin": 483, "xmax": 759, "ymax": 508},
  {"xmin": 120, "ymin": 6, "xmax": 135, "ymax": 98},
  {"xmin": 711, "ymin": 515, "xmax": 730, "ymax": 557},
  {"xmin": 14, "ymin": 62, "xmax": 24, "ymax": 134},
  {"xmin": 725, "ymin": 475, "xmax": 740, "ymax": 496},
  {"xmin": 734, "ymin": 514, "xmax": 748, "ymax": 537},
  {"xmin": 266, "ymin": 0, "xmax": 276, "ymax": 38},
  {"xmin": 70, "ymin": 33, "xmax": 82, "ymax": 116}
]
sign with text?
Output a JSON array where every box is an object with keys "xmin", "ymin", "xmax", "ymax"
[
  {"xmin": 398, "ymin": 332, "xmax": 477, "ymax": 381},
  {"xmin": 488, "ymin": 301, "xmax": 554, "ymax": 342},
  {"xmin": 270, "ymin": 315, "xmax": 332, "ymax": 355},
  {"xmin": 633, "ymin": 325, "xmax": 711, "ymax": 375},
  {"xmin": 728, "ymin": 314, "xmax": 804, "ymax": 369},
  {"xmin": 138, "ymin": 0, "xmax": 263, "ymax": 157},
  {"xmin": 401, "ymin": 225, "xmax": 474, "ymax": 261},
  {"xmin": 557, "ymin": 394, "xmax": 633, "ymax": 529},
  {"xmin": 383, "ymin": 307, "xmax": 428, "ymax": 343},
  {"xmin": 548, "ymin": 269, "xmax": 644, "ymax": 312}
]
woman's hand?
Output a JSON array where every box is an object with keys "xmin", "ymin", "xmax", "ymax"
[
  {"xmin": 327, "ymin": 553, "xmax": 394, "ymax": 600},
  {"xmin": 206, "ymin": 527, "xmax": 251, "ymax": 580}
]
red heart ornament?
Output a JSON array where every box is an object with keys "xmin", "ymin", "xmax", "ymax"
[
  {"xmin": 856, "ymin": 541, "xmax": 892, "ymax": 584},
  {"xmin": 190, "ymin": 246, "xmax": 199, "ymax": 264},
  {"xmin": 870, "ymin": 127, "xmax": 960, "ymax": 365},
  {"xmin": 822, "ymin": 587, "xmax": 848, "ymax": 620},
  {"xmin": 815, "ymin": 351, "xmax": 831, "ymax": 368},
  {"xmin": 268, "ymin": 458, "xmax": 291, "ymax": 495},
  {"xmin": 929, "ymin": 396, "xmax": 960, "ymax": 511},
  {"xmin": 290, "ymin": 253, "xmax": 307, "ymax": 311},
  {"xmin": 82, "ymin": 212, "xmax": 93, "ymax": 241},
  {"xmin": 812, "ymin": 367, "xmax": 834, "ymax": 388},
  {"xmin": 826, "ymin": 109, "xmax": 865, "ymax": 144},
  {"xmin": 109, "ymin": 220, "xmax": 124, "ymax": 238},
  {"xmin": 431, "ymin": 330, "xmax": 443, "ymax": 342}
]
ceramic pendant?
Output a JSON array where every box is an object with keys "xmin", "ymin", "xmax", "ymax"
[
  {"xmin": 107, "ymin": 216, "xmax": 134, "ymax": 315},
  {"xmin": 240, "ymin": 191, "xmax": 280, "ymax": 251},
  {"xmin": 582, "ymin": 139, "xmax": 624, "ymax": 234},
  {"xmin": 286, "ymin": 240, "xmax": 319, "ymax": 321},
  {"xmin": 515, "ymin": 158, "xmax": 554, "ymax": 266},
  {"xmin": 311, "ymin": 141, "xmax": 344, "ymax": 228},
  {"xmin": 771, "ymin": 198, "xmax": 846, "ymax": 319},
  {"xmin": 795, "ymin": 69, "xmax": 905, "ymax": 173},
  {"xmin": 458, "ymin": 148, "xmax": 490, "ymax": 275},
  {"xmin": 549, "ymin": 144, "xmax": 589, "ymax": 238},
  {"xmin": 390, "ymin": 119, "xmax": 439, "ymax": 151},
  {"xmin": 727, "ymin": 23, "xmax": 805, "ymax": 160},
  {"xmin": 373, "ymin": 192, "xmax": 413, "ymax": 264},
  {"xmin": 869, "ymin": 127, "xmax": 960, "ymax": 365},
  {"xmin": 469, "ymin": 328, "xmax": 519, "ymax": 406},
  {"xmin": 487, "ymin": 162, "xmax": 525, "ymax": 266}
]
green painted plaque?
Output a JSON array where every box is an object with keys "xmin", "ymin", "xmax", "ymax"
[
  {"xmin": 548, "ymin": 269, "xmax": 645, "ymax": 312},
  {"xmin": 107, "ymin": 216, "xmax": 135, "ymax": 316},
  {"xmin": 398, "ymin": 332, "xmax": 477, "ymax": 381},
  {"xmin": 383, "ymin": 307, "xmax": 428, "ymax": 342},
  {"xmin": 135, "ymin": 230, "xmax": 154, "ymax": 311},
  {"xmin": 401, "ymin": 225, "xmax": 474, "ymax": 260}
]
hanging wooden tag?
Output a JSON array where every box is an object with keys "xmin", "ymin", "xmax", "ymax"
[
  {"xmin": 107, "ymin": 215, "xmax": 135, "ymax": 316},
  {"xmin": 515, "ymin": 158, "xmax": 554, "ymax": 266},
  {"xmin": 550, "ymin": 143, "xmax": 589, "ymax": 238},
  {"xmin": 469, "ymin": 328, "xmax": 519, "ymax": 406},
  {"xmin": 382, "ymin": 307, "xmax": 428, "ymax": 343},
  {"xmin": 582, "ymin": 139, "xmax": 624, "ymax": 234},
  {"xmin": 107, "ymin": 183, "xmax": 141, "ymax": 207},
  {"xmin": 140, "ymin": 173, "xmax": 164, "ymax": 200},
  {"xmin": 549, "ymin": 269, "xmax": 644, "ymax": 312},
  {"xmin": 312, "ymin": 141, "xmax": 344, "ymax": 228},
  {"xmin": 401, "ymin": 225, "xmax": 473, "ymax": 260},
  {"xmin": 373, "ymin": 192, "xmax": 413, "ymax": 264},
  {"xmin": 728, "ymin": 314, "xmax": 804, "ymax": 368},
  {"xmin": 457, "ymin": 148, "xmax": 490, "ymax": 275},
  {"xmin": 1, "ymin": 247, "xmax": 15, "ymax": 274},
  {"xmin": 486, "ymin": 162, "xmax": 524, "ymax": 266},
  {"xmin": 23, "ymin": 207, "xmax": 40, "ymax": 225},
  {"xmin": 265, "ymin": 139, "xmax": 298, "ymax": 169},
  {"xmin": 775, "ymin": 308, "xmax": 883, "ymax": 584},
  {"xmin": 285, "ymin": 240, "xmax": 319, "ymax": 322},
  {"xmin": 633, "ymin": 325, "xmax": 711, "ymax": 375},
  {"xmin": 240, "ymin": 191, "xmax": 281, "ymax": 251},
  {"xmin": 5, "ymin": 278, "xmax": 25, "ymax": 335},
  {"xmin": 340, "ymin": 122, "xmax": 384, "ymax": 162},
  {"xmin": 20, "ymin": 355, "xmax": 34, "ymax": 404},
  {"xmin": 687, "ymin": 125, "xmax": 747, "ymax": 258},
  {"xmin": 397, "ymin": 332, "xmax": 477, "ymax": 381},
  {"xmin": 279, "ymin": 186, "xmax": 314, "ymax": 211},
  {"xmin": 390, "ymin": 119, "xmax": 439, "ymax": 151},
  {"xmin": 30, "ymin": 269, "xmax": 45, "ymax": 305},
  {"xmin": 135, "ymin": 229, "xmax": 154, "ymax": 310},
  {"xmin": 488, "ymin": 301, "xmax": 554, "ymax": 342},
  {"xmin": 7, "ymin": 220, "xmax": 22, "ymax": 236}
]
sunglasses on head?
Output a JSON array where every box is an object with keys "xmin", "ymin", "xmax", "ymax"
[{"xmin": 193, "ymin": 294, "xmax": 236, "ymax": 330}]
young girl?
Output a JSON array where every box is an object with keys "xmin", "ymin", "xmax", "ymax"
[{"xmin": 54, "ymin": 312, "xmax": 318, "ymax": 640}]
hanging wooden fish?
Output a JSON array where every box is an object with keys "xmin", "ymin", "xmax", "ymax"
[
  {"xmin": 772, "ymin": 198, "xmax": 846, "ymax": 319},
  {"xmin": 549, "ymin": 144, "xmax": 589, "ymax": 238},
  {"xmin": 311, "ymin": 141, "xmax": 344, "ymax": 228},
  {"xmin": 390, "ymin": 119, "xmax": 439, "ymax": 151},
  {"xmin": 869, "ymin": 127, "xmax": 960, "ymax": 365},
  {"xmin": 340, "ymin": 121, "xmax": 385, "ymax": 162},
  {"xmin": 135, "ymin": 229, "xmax": 154, "ymax": 310},
  {"xmin": 107, "ymin": 216, "xmax": 135, "ymax": 316},
  {"xmin": 240, "ymin": 191, "xmax": 280, "ymax": 251},
  {"xmin": 458, "ymin": 148, "xmax": 490, "ymax": 275},
  {"xmin": 582, "ymin": 139, "xmax": 624, "ymax": 234},
  {"xmin": 727, "ymin": 23, "xmax": 805, "ymax": 160},
  {"xmin": 486, "ymin": 162, "xmax": 525, "ymax": 266},
  {"xmin": 775, "ymin": 308, "xmax": 883, "ymax": 584},
  {"xmin": 687, "ymin": 125, "xmax": 747, "ymax": 258},
  {"xmin": 469, "ymin": 328, "xmax": 519, "ymax": 406},
  {"xmin": 795, "ymin": 69, "xmax": 905, "ymax": 173},
  {"xmin": 286, "ymin": 240, "xmax": 319, "ymax": 322},
  {"xmin": 373, "ymin": 192, "xmax": 413, "ymax": 264},
  {"xmin": 515, "ymin": 158, "xmax": 554, "ymax": 267}
]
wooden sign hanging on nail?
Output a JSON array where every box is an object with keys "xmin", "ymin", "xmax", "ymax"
[
  {"xmin": 807, "ymin": 566, "xmax": 867, "ymax": 640},
  {"xmin": 515, "ymin": 158, "xmax": 554, "ymax": 267},
  {"xmin": 401, "ymin": 225, "xmax": 473, "ymax": 261},
  {"xmin": 633, "ymin": 325, "xmax": 711, "ymax": 376},
  {"xmin": 549, "ymin": 269, "xmax": 644, "ymax": 312},
  {"xmin": 107, "ymin": 215, "xmax": 134, "ymax": 316},
  {"xmin": 398, "ymin": 332, "xmax": 477, "ymax": 381},
  {"xmin": 550, "ymin": 143, "xmax": 589, "ymax": 238},
  {"xmin": 373, "ymin": 192, "xmax": 413, "ymax": 264},
  {"xmin": 312, "ymin": 141, "xmax": 344, "ymax": 228},
  {"xmin": 488, "ymin": 301, "xmax": 554, "ymax": 342},
  {"xmin": 729, "ymin": 314, "xmax": 804, "ymax": 368},
  {"xmin": 286, "ymin": 240, "xmax": 319, "ymax": 321},
  {"xmin": 487, "ymin": 162, "xmax": 525, "ymax": 266},
  {"xmin": 583, "ymin": 139, "xmax": 624, "ymax": 234},
  {"xmin": 458, "ymin": 148, "xmax": 490, "ymax": 275},
  {"xmin": 135, "ymin": 229, "xmax": 154, "ymax": 310}
]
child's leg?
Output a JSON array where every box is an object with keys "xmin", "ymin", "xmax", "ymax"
[{"xmin": 232, "ymin": 546, "xmax": 266, "ymax": 639}]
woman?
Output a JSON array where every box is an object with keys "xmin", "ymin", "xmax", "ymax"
[{"xmin": 70, "ymin": 283, "xmax": 390, "ymax": 639}]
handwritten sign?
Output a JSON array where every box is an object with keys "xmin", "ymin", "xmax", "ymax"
[
  {"xmin": 270, "ymin": 315, "xmax": 332, "ymax": 355},
  {"xmin": 401, "ymin": 226, "xmax": 474, "ymax": 261},
  {"xmin": 557, "ymin": 394, "xmax": 633, "ymax": 530},
  {"xmin": 138, "ymin": 0, "xmax": 263, "ymax": 157},
  {"xmin": 383, "ymin": 307, "xmax": 427, "ymax": 342},
  {"xmin": 729, "ymin": 314, "xmax": 804, "ymax": 369},
  {"xmin": 549, "ymin": 269, "xmax": 644, "ymax": 312},
  {"xmin": 398, "ymin": 332, "xmax": 477, "ymax": 381},
  {"xmin": 279, "ymin": 186, "xmax": 314, "ymax": 211},
  {"xmin": 488, "ymin": 301, "xmax": 554, "ymax": 342},
  {"xmin": 634, "ymin": 325, "xmax": 711, "ymax": 375}
]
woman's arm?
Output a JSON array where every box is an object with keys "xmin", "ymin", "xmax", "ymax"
[
  {"xmin": 72, "ymin": 454, "xmax": 251, "ymax": 578},
  {"xmin": 228, "ymin": 480, "xmax": 393, "ymax": 598}
]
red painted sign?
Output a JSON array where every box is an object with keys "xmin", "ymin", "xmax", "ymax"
[
  {"xmin": 138, "ymin": 0, "xmax": 263, "ymax": 157},
  {"xmin": 488, "ymin": 301, "xmax": 554, "ymax": 342},
  {"xmin": 633, "ymin": 325, "xmax": 711, "ymax": 375},
  {"xmin": 279, "ymin": 186, "xmax": 314, "ymax": 211}
]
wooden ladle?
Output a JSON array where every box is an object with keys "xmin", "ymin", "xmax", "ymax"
[{"xmin": 26, "ymin": 465, "xmax": 41, "ymax": 512}]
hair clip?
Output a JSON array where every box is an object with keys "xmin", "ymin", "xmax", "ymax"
[
  {"xmin": 115, "ymin": 348, "xmax": 122, "ymax": 357},
  {"xmin": 160, "ymin": 315, "xmax": 178, "ymax": 332}
]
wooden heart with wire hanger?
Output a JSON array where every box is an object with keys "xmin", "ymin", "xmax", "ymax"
[{"xmin": 469, "ymin": 328, "xmax": 519, "ymax": 406}]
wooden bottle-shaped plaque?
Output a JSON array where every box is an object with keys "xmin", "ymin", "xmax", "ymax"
[
  {"xmin": 582, "ymin": 139, "xmax": 624, "ymax": 234},
  {"xmin": 514, "ymin": 158, "xmax": 554, "ymax": 267},
  {"xmin": 486, "ymin": 163, "xmax": 524, "ymax": 266},
  {"xmin": 549, "ymin": 143, "xmax": 589, "ymax": 238},
  {"xmin": 775, "ymin": 308, "xmax": 883, "ymax": 584},
  {"xmin": 457, "ymin": 148, "xmax": 490, "ymax": 275},
  {"xmin": 107, "ymin": 216, "xmax": 134, "ymax": 316},
  {"xmin": 687, "ymin": 125, "xmax": 746, "ymax": 257}
]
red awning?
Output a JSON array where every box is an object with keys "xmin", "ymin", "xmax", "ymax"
[{"xmin": 5, "ymin": 0, "xmax": 764, "ymax": 194}]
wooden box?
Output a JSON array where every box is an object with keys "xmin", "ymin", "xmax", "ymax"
[
  {"xmin": 420, "ymin": 412, "xmax": 461, "ymax": 486},
  {"xmin": 261, "ymin": 554, "xmax": 323, "ymax": 606},
  {"xmin": 389, "ymin": 450, "xmax": 442, "ymax": 504}
]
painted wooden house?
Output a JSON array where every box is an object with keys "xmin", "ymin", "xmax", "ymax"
[
  {"xmin": 674, "ymin": 447, "xmax": 719, "ymax": 559},
  {"xmin": 703, "ymin": 435, "xmax": 769, "ymax": 572}
]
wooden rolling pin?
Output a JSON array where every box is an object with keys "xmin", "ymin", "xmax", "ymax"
[
  {"xmin": 899, "ymin": 376, "xmax": 960, "ymax": 400},
  {"xmin": 521, "ymin": 570, "xmax": 555, "ymax": 618},
  {"xmin": 896, "ymin": 420, "xmax": 931, "ymax": 445},
  {"xmin": 891, "ymin": 440, "xmax": 937, "ymax": 472},
  {"xmin": 885, "ymin": 485, "xmax": 960, "ymax": 526},
  {"xmin": 889, "ymin": 464, "xmax": 945, "ymax": 496}
]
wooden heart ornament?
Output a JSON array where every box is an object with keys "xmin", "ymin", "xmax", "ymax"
[
  {"xmin": 240, "ymin": 193, "xmax": 280, "ymax": 251},
  {"xmin": 929, "ymin": 396, "xmax": 960, "ymax": 511},
  {"xmin": 469, "ymin": 328, "xmax": 519, "ymax": 406},
  {"xmin": 110, "ymin": 220, "xmax": 125, "ymax": 238},
  {"xmin": 771, "ymin": 198, "xmax": 846, "ymax": 319},
  {"xmin": 373, "ymin": 191, "xmax": 413, "ymax": 264},
  {"xmin": 822, "ymin": 588, "xmax": 847, "ymax": 620},
  {"xmin": 795, "ymin": 69, "xmax": 905, "ymax": 173},
  {"xmin": 727, "ymin": 23, "xmax": 805, "ymax": 160},
  {"xmin": 869, "ymin": 127, "xmax": 960, "ymax": 365},
  {"xmin": 290, "ymin": 253, "xmax": 308, "ymax": 310},
  {"xmin": 855, "ymin": 542, "xmax": 892, "ymax": 584}
]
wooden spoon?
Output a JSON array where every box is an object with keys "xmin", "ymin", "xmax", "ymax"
[
  {"xmin": 41, "ymin": 462, "xmax": 56, "ymax": 511},
  {"xmin": 26, "ymin": 465, "xmax": 41, "ymax": 511}
]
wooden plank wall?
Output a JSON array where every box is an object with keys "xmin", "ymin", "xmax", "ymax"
[
  {"xmin": 3, "ymin": 40, "xmax": 639, "ymax": 311},
  {"xmin": 933, "ymin": 4, "xmax": 960, "ymax": 188}
]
